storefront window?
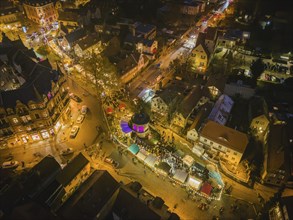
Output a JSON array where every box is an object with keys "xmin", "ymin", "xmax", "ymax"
[
  {"xmin": 54, "ymin": 121, "xmax": 61, "ymax": 132},
  {"xmin": 31, "ymin": 134, "xmax": 40, "ymax": 141},
  {"xmin": 41, "ymin": 130, "xmax": 50, "ymax": 139}
]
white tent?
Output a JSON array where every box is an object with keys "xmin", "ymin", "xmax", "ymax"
[
  {"xmin": 137, "ymin": 151, "xmax": 147, "ymax": 161},
  {"xmin": 192, "ymin": 145, "xmax": 204, "ymax": 157},
  {"xmin": 182, "ymin": 155, "xmax": 195, "ymax": 167},
  {"xmin": 187, "ymin": 176, "xmax": 202, "ymax": 190},
  {"xmin": 144, "ymin": 154, "xmax": 158, "ymax": 168},
  {"xmin": 173, "ymin": 169, "xmax": 189, "ymax": 184}
]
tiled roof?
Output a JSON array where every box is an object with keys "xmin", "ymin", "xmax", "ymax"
[
  {"xmin": 177, "ymin": 86, "xmax": 203, "ymax": 118},
  {"xmin": 56, "ymin": 153, "xmax": 89, "ymax": 186},
  {"xmin": 76, "ymin": 33, "xmax": 100, "ymax": 51},
  {"xmin": 112, "ymin": 187, "xmax": 161, "ymax": 220},
  {"xmin": 200, "ymin": 120, "xmax": 249, "ymax": 153},
  {"xmin": 155, "ymin": 80, "xmax": 186, "ymax": 105},
  {"xmin": 65, "ymin": 28, "xmax": 87, "ymax": 44},
  {"xmin": 58, "ymin": 170, "xmax": 119, "ymax": 219}
]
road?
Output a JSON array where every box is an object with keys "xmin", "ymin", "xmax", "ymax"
[
  {"xmin": 87, "ymin": 139, "xmax": 257, "ymax": 220},
  {"xmin": 0, "ymin": 76, "xmax": 107, "ymax": 169}
]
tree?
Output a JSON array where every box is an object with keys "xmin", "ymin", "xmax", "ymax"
[
  {"xmin": 250, "ymin": 58, "xmax": 265, "ymax": 84},
  {"xmin": 80, "ymin": 51, "xmax": 121, "ymax": 96}
]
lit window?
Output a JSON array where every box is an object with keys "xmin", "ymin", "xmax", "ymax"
[{"xmin": 12, "ymin": 118, "xmax": 19, "ymax": 123}]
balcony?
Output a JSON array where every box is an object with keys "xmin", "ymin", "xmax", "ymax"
[{"xmin": 17, "ymin": 110, "xmax": 30, "ymax": 116}]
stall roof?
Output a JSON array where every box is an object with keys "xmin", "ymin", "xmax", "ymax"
[
  {"xmin": 128, "ymin": 144, "xmax": 140, "ymax": 155},
  {"xmin": 156, "ymin": 162, "xmax": 171, "ymax": 174},
  {"xmin": 137, "ymin": 151, "xmax": 147, "ymax": 161},
  {"xmin": 187, "ymin": 176, "xmax": 202, "ymax": 190},
  {"xmin": 144, "ymin": 154, "xmax": 158, "ymax": 168},
  {"xmin": 182, "ymin": 155, "xmax": 195, "ymax": 167},
  {"xmin": 173, "ymin": 169, "xmax": 188, "ymax": 184},
  {"xmin": 201, "ymin": 182, "xmax": 213, "ymax": 196}
]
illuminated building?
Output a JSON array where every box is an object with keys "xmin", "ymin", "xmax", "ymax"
[
  {"xmin": 129, "ymin": 112, "xmax": 150, "ymax": 138},
  {"xmin": 199, "ymin": 120, "xmax": 249, "ymax": 166},
  {"xmin": 0, "ymin": 40, "xmax": 70, "ymax": 147},
  {"xmin": 0, "ymin": 5, "xmax": 22, "ymax": 27},
  {"xmin": 23, "ymin": 0, "xmax": 58, "ymax": 25}
]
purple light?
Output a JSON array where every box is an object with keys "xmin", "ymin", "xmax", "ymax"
[
  {"xmin": 47, "ymin": 92, "xmax": 52, "ymax": 99},
  {"xmin": 138, "ymin": 126, "xmax": 144, "ymax": 133},
  {"xmin": 133, "ymin": 124, "xmax": 137, "ymax": 132}
]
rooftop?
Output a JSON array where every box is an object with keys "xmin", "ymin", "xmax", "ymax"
[
  {"xmin": 65, "ymin": 28, "xmax": 87, "ymax": 44},
  {"xmin": 177, "ymin": 86, "xmax": 203, "ymax": 118},
  {"xmin": 189, "ymin": 102, "xmax": 214, "ymax": 131},
  {"xmin": 110, "ymin": 187, "xmax": 161, "ymax": 220},
  {"xmin": 155, "ymin": 80, "xmax": 186, "ymax": 105},
  {"xmin": 56, "ymin": 153, "xmax": 89, "ymax": 186},
  {"xmin": 58, "ymin": 170, "xmax": 119, "ymax": 220},
  {"xmin": 200, "ymin": 120, "xmax": 249, "ymax": 154}
]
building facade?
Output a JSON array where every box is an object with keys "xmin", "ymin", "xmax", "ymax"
[
  {"xmin": 23, "ymin": 0, "xmax": 58, "ymax": 25},
  {"xmin": 0, "ymin": 45, "xmax": 70, "ymax": 148},
  {"xmin": 199, "ymin": 121, "xmax": 249, "ymax": 166}
]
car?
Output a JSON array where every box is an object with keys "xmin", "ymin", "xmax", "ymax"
[
  {"xmin": 104, "ymin": 157, "xmax": 119, "ymax": 168},
  {"xmin": 81, "ymin": 105, "xmax": 87, "ymax": 114},
  {"xmin": 2, "ymin": 161, "xmax": 19, "ymax": 169},
  {"xmin": 69, "ymin": 93, "xmax": 82, "ymax": 103},
  {"xmin": 70, "ymin": 126, "xmax": 79, "ymax": 138},
  {"xmin": 104, "ymin": 157, "xmax": 114, "ymax": 164},
  {"xmin": 61, "ymin": 148, "xmax": 74, "ymax": 156},
  {"xmin": 76, "ymin": 114, "xmax": 85, "ymax": 124}
]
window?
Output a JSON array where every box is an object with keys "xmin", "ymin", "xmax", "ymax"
[
  {"xmin": 21, "ymin": 116, "xmax": 28, "ymax": 123},
  {"xmin": 227, "ymin": 150, "xmax": 230, "ymax": 153},
  {"xmin": 204, "ymin": 139, "xmax": 207, "ymax": 142},
  {"xmin": 35, "ymin": 114, "xmax": 40, "ymax": 119},
  {"xmin": 210, "ymin": 141, "xmax": 213, "ymax": 145},
  {"xmin": 233, "ymin": 152, "xmax": 237, "ymax": 156},
  {"xmin": 218, "ymin": 145, "xmax": 222, "ymax": 149},
  {"xmin": 201, "ymin": 55, "xmax": 206, "ymax": 59},
  {"xmin": 12, "ymin": 118, "xmax": 19, "ymax": 123},
  {"xmin": 232, "ymin": 157, "xmax": 235, "ymax": 160}
]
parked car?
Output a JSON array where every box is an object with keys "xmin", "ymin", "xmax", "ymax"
[
  {"xmin": 61, "ymin": 148, "xmax": 74, "ymax": 156},
  {"xmin": 104, "ymin": 157, "xmax": 119, "ymax": 168},
  {"xmin": 81, "ymin": 105, "xmax": 88, "ymax": 114},
  {"xmin": 76, "ymin": 114, "xmax": 85, "ymax": 124},
  {"xmin": 69, "ymin": 93, "xmax": 82, "ymax": 103},
  {"xmin": 70, "ymin": 126, "xmax": 79, "ymax": 138},
  {"xmin": 2, "ymin": 161, "xmax": 19, "ymax": 169}
]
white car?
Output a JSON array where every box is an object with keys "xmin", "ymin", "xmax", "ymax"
[
  {"xmin": 76, "ymin": 114, "xmax": 85, "ymax": 124},
  {"xmin": 81, "ymin": 105, "xmax": 88, "ymax": 115},
  {"xmin": 61, "ymin": 148, "xmax": 74, "ymax": 156},
  {"xmin": 70, "ymin": 126, "xmax": 79, "ymax": 138},
  {"xmin": 2, "ymin": 161, "xmax": 19, "ymax": 169}
]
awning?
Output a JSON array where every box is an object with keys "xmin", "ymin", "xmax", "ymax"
[
  {"xmin": 201, "ymin": 182, "xmax": 213, "ymax": 196},
  {"xmin": 187, "ymin": 176, "xmax": 202, "ymax": 190},
  {"xmin": 144, "ymin": 154, "xmax": 158, "ymax": 168},
  {"xmin": 173, "ymin": 169, "xmax": 188, "ymax": 184},
  {"xmin": 120, "ymin": 120, "xmax": 132, "ymax": 133},
  {"xmin": 182, "ymin": 155, "xmax": 195, "ymax": 167},
  {"xmin": 128, "ymin": 144, "xmax": 139, "ymax": 155}
]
